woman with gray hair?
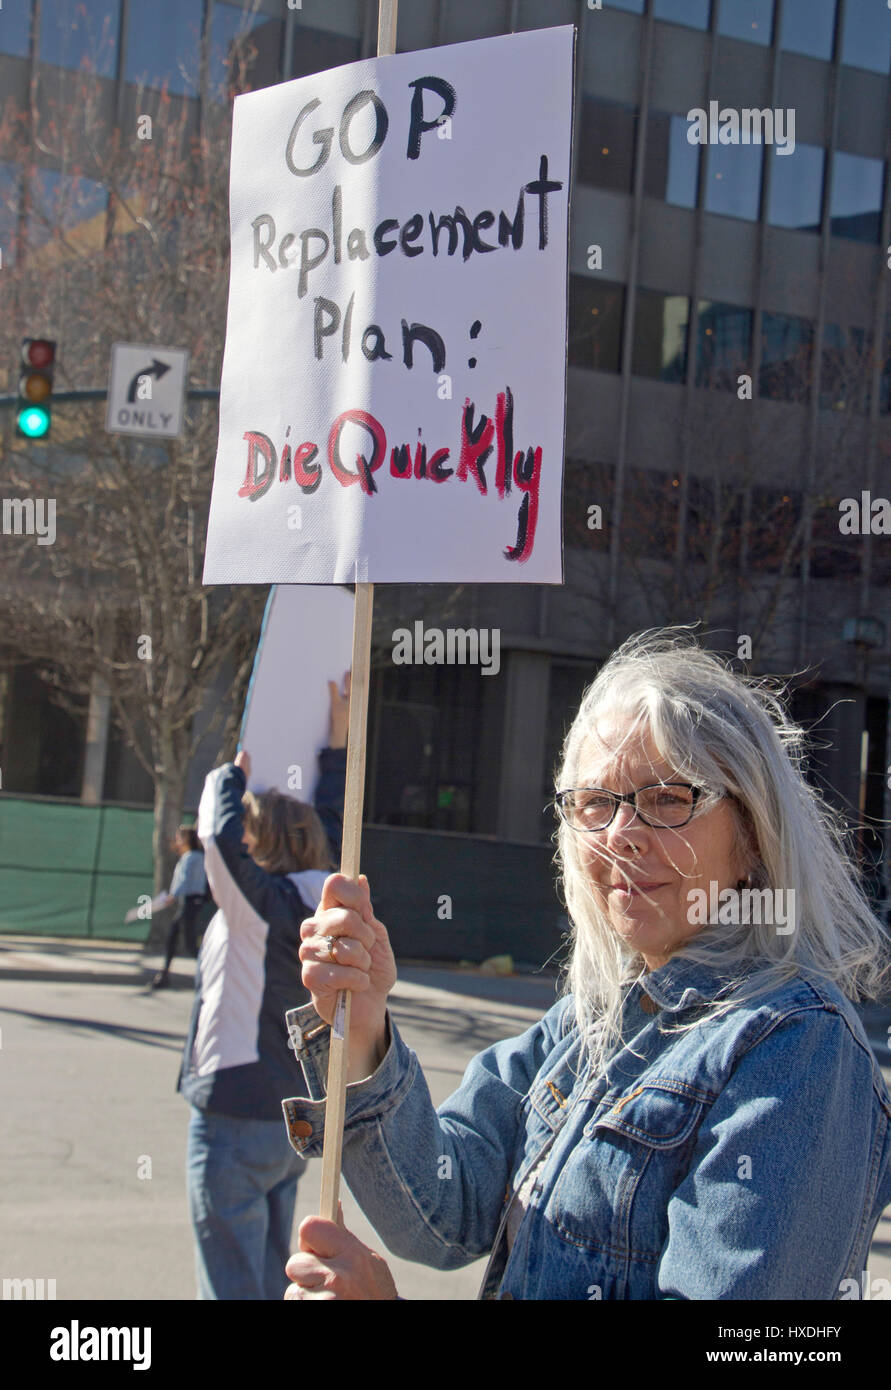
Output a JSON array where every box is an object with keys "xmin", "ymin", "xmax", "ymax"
[{"xmin": 281, "ymin": 630, "xmax": 891, "ymax": 1300}]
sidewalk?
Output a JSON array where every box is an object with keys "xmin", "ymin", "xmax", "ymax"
[
  {"xmin": 2, "ymin": 933, "xmax": 889, "ymax": 1295},
  {"xmin": 0, "ymin": 933, "xmax": 561, "ymax": 1001},
  {"xmin": 0, "ymin": 935, "xmax": 555, "ymax": 1301},
  {"xmin": 2, "ymin": 930, "xmax": 889, "ymax": 1072},
  {"xmin": 0, "ymin": 934, "xmax": 162, "ymax": 987}
]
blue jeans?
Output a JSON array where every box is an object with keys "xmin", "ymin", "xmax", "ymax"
[{"xmin": 187, "ymin": 1105, "xmax": 304, "ymax": 1300}]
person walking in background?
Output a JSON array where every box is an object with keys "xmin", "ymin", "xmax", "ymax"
[
  {"xmin": 151, "ymin": 826, "xmax": 209, "ymax": 991},
  {"xmin": 178, "ymin": 674, "xmax": 349, "ymax": 1300}
]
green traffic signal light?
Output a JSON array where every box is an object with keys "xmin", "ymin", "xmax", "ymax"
[
  {"xmin": 17, "ymin": 404, "xmax": 51, "ymax": 438},
  {"xmin": 16, "ymin": 337, "xmax": 56, "ymax": 440}
]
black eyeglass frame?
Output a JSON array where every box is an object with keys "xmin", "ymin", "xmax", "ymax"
[{"xmin": 554, "ymin": 782, "xmax": 718, "ymax": 832}]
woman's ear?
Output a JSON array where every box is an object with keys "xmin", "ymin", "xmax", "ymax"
[{"xmin": 730, "ymin": 800, "xmax": 761, "ymax": 884}]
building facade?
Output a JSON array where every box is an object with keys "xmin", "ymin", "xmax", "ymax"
[{"xmin": 1, "ymin": 0, "xmax": 889, "ymax": 902}]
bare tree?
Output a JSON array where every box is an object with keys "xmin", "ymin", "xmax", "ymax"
[{"xmin": 0, "ymin": 36, "xmax": 270, "ymax": 913}]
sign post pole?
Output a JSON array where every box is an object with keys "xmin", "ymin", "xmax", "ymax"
[
  {"xmin": 317, "ymin": 0, "xmax": 397, "ymax": 1228},
  {"xmin": 317, "ymin": 579, "xmax": 374, "ymax": 1221}
]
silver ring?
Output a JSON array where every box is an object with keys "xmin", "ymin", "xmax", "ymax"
[{"xmin": 325, "ymin": 936, "xmax": 338, "ymax": 962}]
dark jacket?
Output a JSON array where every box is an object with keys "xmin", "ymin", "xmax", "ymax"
[{"xmin": 177, "ymin": 748, "xmax": 346, "ymax": 1120}]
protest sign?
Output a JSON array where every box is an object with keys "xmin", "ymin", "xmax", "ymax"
[
  {"xmin": 238, "ymin": 584, "xmax": 354, "ymax": 793},
  {"xmin": 203, "ymin": 25, "xmax": 573, "ymax": 587}
]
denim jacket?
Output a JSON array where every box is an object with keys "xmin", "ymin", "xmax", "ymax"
[{"xmin": 281, "ymin": 955, "xmax": 891, "ymax": 1299}]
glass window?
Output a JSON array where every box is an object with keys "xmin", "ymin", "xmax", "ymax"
[
  {"xmin": 543, "ymin": 659, "xmax": 601, "ymax": 828},
  {"xmin": 830, "ymin": 150, "xmax": 884, "ymax": 243},
  {"xmin": 124, "ymin": 0, "xmax": 203, "ymax": 97},
  {"xmin": 747, "ymin": 488, "xmax": 802, "ymax": 573},
  {"xmin": 809, "ymin": 495, "xmax": 861, "ymax": 578},
  {"xmin": 780, "ymin": 0, "xmax": 836, "ymax": 61},
  {"xmin": 716, "ymin": 0, "xmax": 773, "ymax": 46},
  {"xmin": 644, "ymin": 112, "xmax": 700, "ymax": 208},
  {"xmin": 695, "ymin": 300, "xmax": 753, "ymax": 390},
  {"xmin": 759, "ymin": 311, "xmax": 814, "ymax": 402},
  {"xmin": 290, "ymin": 23, "xmax": 361, "ymax": 80},
  {"xmin": 604, "ymin": 0, "xmax": 645, "ymax": 11},
  {"xmin": 654, "ymin": 0, "xmax": 711, "ymax": 28},
  {"xmin": 684, "ymin": 475, "xmax": 743, "ymax": 567},
  {"xmin": 209, "ymin": 3, "xmax": 282, "ymax": 100},
  {"xmin": 568, "ymin": 274, "xmax": 625, "ymax": 373},
  {"xmin": 766, "ymin": 142, "xmax": 824, "ymax": 231},
  {"xmin": 38, "ymin": 0, "xmax": 119, "ymax": 78},
  {"xmin": 27, "ymin": 169, "xmax": 107, "ymax": 251},
  {"xmin": 563, "ymin": 458, "xmax": 613, "ymax": 550},
  {"xmin": 841, "ymin": 0, "xmax": 891, "ymax": 74},
  {"xmin": 577, "ymin": 98, "xmax": 637, "ymax": 194},
  {"xmin": 0, "ymin": 1, "xmax": 32, "ymax": 56},
  {"xmin": 369, "ymin": 664, "xmax": 484, "ymax": 833},
  {"xmin": 819, "ymin": 323, "xmax": 871, "ymax": 413},
  {"xmin": 704, "ymin": 143, "xmax": 762, "ymax": 220},
  {"xmin": 632, "ymin": 289, "xmax": 689, "ymax": 382},
  {"xmin": 622, "ymin": 468, "xmax": 683, "ymax": 560}
]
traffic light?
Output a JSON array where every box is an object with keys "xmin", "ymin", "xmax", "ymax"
[{"xmin": 16, "ymin": 338, "xmax": 56, "ymax": 439}]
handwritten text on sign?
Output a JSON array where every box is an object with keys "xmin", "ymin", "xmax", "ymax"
[{"xmin": 204, "ymin": 28, "xmax": 573, "ymax": 585}]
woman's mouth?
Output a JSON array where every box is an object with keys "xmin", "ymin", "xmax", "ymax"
[{"xmin": 607, "ymin": 881, "xmax": 667, "ymax": 897}]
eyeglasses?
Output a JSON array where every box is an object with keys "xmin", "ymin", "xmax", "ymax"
[{"xmin": 555, "ymin": 782, "xmax": 714, "ymax": 832}]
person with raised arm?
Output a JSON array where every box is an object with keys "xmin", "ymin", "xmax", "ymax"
[{"xmin": 179, "ymin": 674, "xmax": 350, "ymax": 1300}]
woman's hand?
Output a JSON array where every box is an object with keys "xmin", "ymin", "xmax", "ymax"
[
  {"xmin": 284, "ymin": 1214, "xmax": 398, "ymax": 1301},
  {"xmin": 327, "ymin": 670, "xmax": 351, "ymax": 749},
  {"xmin": 299, "ymin": 873, "xmax": 396, "ymax": 1080}
]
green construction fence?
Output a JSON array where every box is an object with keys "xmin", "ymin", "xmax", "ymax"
[
  {"xmin": 0, "ymin": 794, "xmax": 155, "ymax": 941},
  {"xmin": 0, "ymin": 794, "xmax": 567, "ymax": 964}
]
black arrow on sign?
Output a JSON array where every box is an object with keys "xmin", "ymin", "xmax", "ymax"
[{"xmin": 127, "ymin": 359, "xmax": 171, "ymax": 402}]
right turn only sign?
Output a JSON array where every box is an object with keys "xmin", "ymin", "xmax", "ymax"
[{"xmin": 106, "ymin": 343, "xmax": 189, "ymax": 438}]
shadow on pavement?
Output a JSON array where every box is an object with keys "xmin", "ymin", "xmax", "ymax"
[
  {"xmin": 0, "ymin": 1006, "xmax": 186, "ymax": 1051},
  {"xmin": 397, "ymin": 964, "xmax": 561, "ymax": 1010},
  {"xmin": 389, "ymin": 995, "xmax": 544, "ymax": 1056}
]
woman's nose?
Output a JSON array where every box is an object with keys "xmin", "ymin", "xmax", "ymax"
[{"xmin": 605, "ymin": 799, "xmax": 645, "ymax": 843}]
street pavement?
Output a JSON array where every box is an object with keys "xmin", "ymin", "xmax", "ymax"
[
  {"xmin": 0, "ymin": 936, "xmax": 554, "ymax": 1301},
  {"xmin": 1, "ymin": 934, "xmax": 889, "ymax": 1301}
]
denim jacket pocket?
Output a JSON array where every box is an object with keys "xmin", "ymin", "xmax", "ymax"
[
  {"xmin": 593, "ymin": 1080, "xmax": 707, "ymax": 1149},
  {"xmin": 549, "ymin": 1080, "xmax": 707, "ymax": 1266}
]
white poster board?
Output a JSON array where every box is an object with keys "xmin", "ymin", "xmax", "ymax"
[
  {"xmin": 239, "ymin": 584, "xmax": 354, "ymax": 794},
  {"xmin": 203, "ymin": 26, "xmax": 572, "ymax": 586}
]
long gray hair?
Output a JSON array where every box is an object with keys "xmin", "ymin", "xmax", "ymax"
[{"xmin": 556, "ymin": 629, "xmax": 889, "ymax": 1077}]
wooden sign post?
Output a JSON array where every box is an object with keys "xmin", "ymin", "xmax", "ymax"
[
  {"xmin": 318, "ymin": 0, "xmax": 398, "ymax": 1224},
  {"xmin": 318, "ymin": 578, "xmax": 373, "ymax": 1220}
]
